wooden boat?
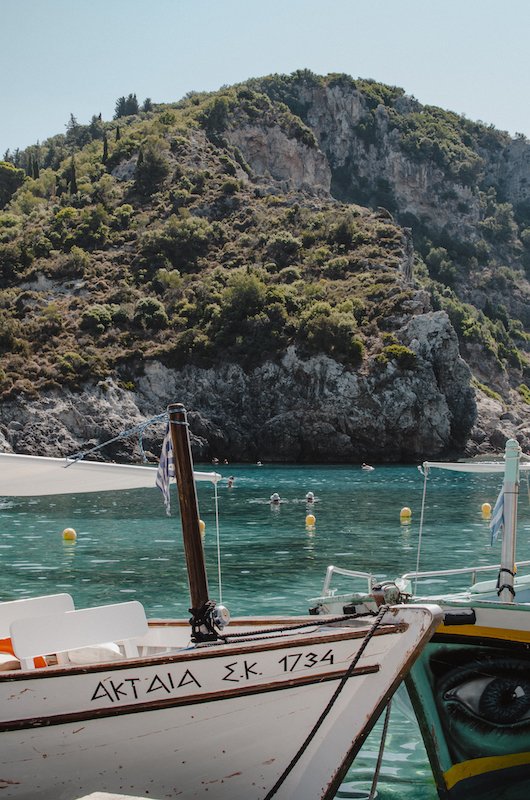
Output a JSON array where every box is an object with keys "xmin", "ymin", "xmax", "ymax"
[
  {"xmin": 309, "ymin": 440, "xmax": 530, "ymax": 800},
  {"xmin": 0, "ymin": 404, "xmax": 442, "ymax": 800}
]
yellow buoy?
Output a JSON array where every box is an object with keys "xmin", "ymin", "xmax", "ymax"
[
  {"xmin": 305, "ymin": 514, "xmax": 316, "ymax": 527},
  {"xmin": 400, "ymin": 507, "xmax": 412, "ymax": 520},
  {"xmin": 481, "ymin": 502, "xmax": 492, "ymax": 519},
  {"xmin": 62, "ymin": 527, "xmax": 77, "ymax": 541},
  {"xmin": 199, "ymin": 519, "xmax": 206, "ymax": 538}
]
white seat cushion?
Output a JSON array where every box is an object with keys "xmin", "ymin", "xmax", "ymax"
[
  {"xmin": 66, "ymin": 642, "xmax": 123, "ymax": 665},
  {"xmin": 0, "ymin": 651, "xmax": 20, "ymax": 671}
]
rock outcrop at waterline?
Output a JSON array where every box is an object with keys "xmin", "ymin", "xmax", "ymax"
[{"xmin": 4, "ymin": 309, "xmax": 520, "ymax": 464}]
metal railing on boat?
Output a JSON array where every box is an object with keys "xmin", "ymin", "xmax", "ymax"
[
  {"xmin": 320, "ymin": 560, "xmax": 530, "ymax": 597},
  {"xmin": 400, "ymin": 559, "xmax": 530, "ymax": 586}
]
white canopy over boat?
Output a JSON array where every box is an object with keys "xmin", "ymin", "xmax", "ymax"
[
  {"xmin": 423, "ymin": 460, "xmax": 530, "ymax": 473},
  {"xmin": 0, "ymin": 452, "xmax": 221, "ymax": 496}
]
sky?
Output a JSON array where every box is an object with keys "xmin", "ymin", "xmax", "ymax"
[{"xmin": 2, "ymin": 0, "xmax": 529, "ymax": 156}]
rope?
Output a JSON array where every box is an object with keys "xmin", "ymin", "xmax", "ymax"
[
  {"xmin": 497, "ymin": 567, "xmax": 516, "ymax": 598},
  {"xmin": 213, "ymin": 478, "xmax": 223, "ymax": 604},
  {"xmin": 263, "ymin": 605, "xmax": 390, "ymax": 799},
  {"xmin": 497, "ymin": 583, "xmax": 516, "ymax": 598},
  {"xmin": 217, "ymin": 612, "xmax": 378, "ymax": 644},
  {"xmin": 67, "ymin": 412, "xmax": 168, "ymax": 464},
  {"xmin": 368, "ymin": 700, "xmax": 392, "ymax": 800},
  {"xmin": 414, "ymin": 465, "xmax": 429, "ymax": 594},
  {"xmin": 189, "ymin": 600, "xmax": 220, "ymax": 642}
]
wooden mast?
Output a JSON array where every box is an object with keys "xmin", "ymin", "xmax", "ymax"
[{"xmin": 168, "ymin": 404, "xmax": 210, "ymax": 615}]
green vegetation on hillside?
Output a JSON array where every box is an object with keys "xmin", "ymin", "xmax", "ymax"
[{"xmin": 0, "ymin": 71, "xmax": 529, "ymax": 401}]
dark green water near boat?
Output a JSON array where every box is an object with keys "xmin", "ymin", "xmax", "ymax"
[{"xmin": 2, "ymin": 463, "xmax": 530, "ymax": 798}]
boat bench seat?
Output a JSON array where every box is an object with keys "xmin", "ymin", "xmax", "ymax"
[
  {"xmin": 10, "ymin": 600, "xmax": 148, "ymax": 671},
  {"xmin": 0, "ymin": 594, "xmax": 75, "ymax": 671},
  {"xmin": 0, "ymin": 593, "xmax": 74, "ymax": 638}
]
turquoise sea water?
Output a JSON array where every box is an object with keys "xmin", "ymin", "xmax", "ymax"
[{"xmin": 1, "ymin": 462, "xmax": 530, "ymax": 799}]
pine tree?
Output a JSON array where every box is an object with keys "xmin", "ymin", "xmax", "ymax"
[
  {"xmin": 125, "ymin": 93, "xmax": 139, "ymax": 115},
  {"xmin": 114, "ymin": 96, "xmax": 127, "ymax": 119}
]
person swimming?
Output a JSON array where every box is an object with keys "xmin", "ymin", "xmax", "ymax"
[
  {"xmin": 270, "ymin": 492, "xmax": 281, "ymax": 504},
  {"xmin": 227, "ymin": 476, "xmax": 235, "ymax": 488},
  {"xmin": 305, "ymin": 491, "xmax": 315, "ymax": 503}
]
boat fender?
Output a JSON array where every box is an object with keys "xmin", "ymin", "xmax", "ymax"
[{"xmin": 443, "ymin": 608, "xmax": 476, "ymax": 626}]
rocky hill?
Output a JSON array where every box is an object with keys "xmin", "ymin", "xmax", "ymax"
[{"xmin": 0, "ymin": 71, "xmax": 529, "ymax": 463}]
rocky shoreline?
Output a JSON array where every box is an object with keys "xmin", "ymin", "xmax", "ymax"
[{"xmin": 1, "ymin": 312, "xmax": 528, "ymax": 464}]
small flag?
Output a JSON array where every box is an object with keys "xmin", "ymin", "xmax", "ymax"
[
  {"xmin": 156, "ymin": 424, "xmax": 174, "ymax": 516},
  {"xmin": 490, "ymin": 487, "xmax": 504, "ymax": 544}
]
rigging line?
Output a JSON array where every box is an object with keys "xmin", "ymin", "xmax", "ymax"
[
  {"xmin": 213, "ymin": 478, "xmax": 223, "ymax": 604},
  {"xmin": 368, "ymin": 699, "xmax": 392, "ymax": 800},
  {"xmin": 414, "ymin": 465, "xmax": 429, "ymax": 595},
  {"xmin": 66, "ymin": 412, "xmax": 168, "ymax": 464},
  {"xmin": 263, "ymin": 605, "xmax": 389, "ymax": 800}
]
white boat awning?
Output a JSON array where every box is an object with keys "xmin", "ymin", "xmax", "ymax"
[
  {"xmin": 424, "ymin": 461, "xmax": 530, "ymax": 474},
  {"xmin": 0, "ymin": 453, "xmax": 222, "ymax": 497}
]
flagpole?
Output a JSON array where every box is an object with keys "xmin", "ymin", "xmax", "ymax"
[{"xmin": 498, "ymin": 439, "xmax": 520, "ymax": 603}]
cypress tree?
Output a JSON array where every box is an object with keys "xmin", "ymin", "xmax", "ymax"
[
  {"xmin": 70, "ymin": 156, "xmax": 78, "ymax": 194},
  {"xmin": 102, "ymin": 133, "xmax": 108, "ymax": 164},
  {"xmin": 115, "ymin": 125, "xmax": 121, "ymax": 142}
]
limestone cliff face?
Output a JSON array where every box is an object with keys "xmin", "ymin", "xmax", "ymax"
[
  {"xmin": 227, "ymin": 80, "xmax": 530, "ymax": 247},
  {"xmin": 302, "ymin": 84, "xmax": 480, "ymax": 241},
  {"xmin": 0, "ymin": 312, "xmax": 488, "ymax": 464},
  {"xmin": 227, "ymin": 82, "xmax": 481, "ymax": 240},
  {"xmin": 226, "ymin": 124, "xmax": 331, "ymax": 194}
]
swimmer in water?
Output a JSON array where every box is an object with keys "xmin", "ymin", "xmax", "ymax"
[
  {"xmin": 227, "ymin": 476, "xmax": 235, "ymax": 488},
  {"xmin": 305, "ymin": 491, "xmax": 315, "ymax": 504},
  {"xmin": 270, "ymin": 492, "xmax": 281, "ymax": 504}
]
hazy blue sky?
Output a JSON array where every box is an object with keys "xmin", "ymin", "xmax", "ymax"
[{"xmin": 2, "ymin": 0, "xmax": 529, "ymax": 155}]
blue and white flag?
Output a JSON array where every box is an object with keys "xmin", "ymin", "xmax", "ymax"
[
  {"xmin": 490, "ymin": 487, "xmax": 504, "ymax": 544},
  {"xmin": 156, "ymin": 424, "xmax": 174, "ymax": 516}
]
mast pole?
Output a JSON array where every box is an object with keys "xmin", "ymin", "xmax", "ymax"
[
  {"xmin": 168, "ymin": 404, "xmax": 210, "ymax": 614},
  {"xmin": 499, "ymin": 438, "xmax": 520, "ymax": 603}
]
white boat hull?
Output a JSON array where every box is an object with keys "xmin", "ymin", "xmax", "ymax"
[{"xmin": 0, "ymin": 607, "xmax": 441, "ymax": 800}]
